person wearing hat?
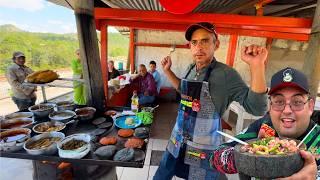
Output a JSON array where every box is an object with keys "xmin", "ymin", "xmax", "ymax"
[
  {"xmin": 6, "ymin": 51, "xmax": 37, "ymax": 110},
  {"xmin": 154, "ymin": 22, "xmax": 268, "ymax": 179},
  {"xmin": 209, "ymin": 67, "xmax": 319, "ymax": 179}
]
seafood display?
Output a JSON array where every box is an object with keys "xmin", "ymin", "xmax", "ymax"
[
  {"xmin": 118, "ymin": 129, "xmax": 134, "ymax": 138},
  {"xmin": 240, "ymin": 137, "xmax": 299, "ymax": 155},
  {"xmin": 0, "ymin": 118, "xmax": 33, "ymax": 129},
  {"xmin": 99, "ymin": 136, "xmax": 117, "ymax": 145},
  {"xmin": 61, "ymin": 139, "xmax": 87, "ymax": 150},
  {"xmin": 2, "ymin": 108, "xmax": 151, "ymax": 166},
  {"xmin": 29, "ymin": 104, "xmax": 53, "ymax": 111},
  {"xmin": 124, "ymin": 137, "xmax": 144, "ymax": 149},
  {"xmin": 0, "ymin": 128, "xmax": 30, "ymax": 143},
  {"xmin": 34, "ymin": 124, "xmax": 64, "ymax": 133},
  {"xmin": 26, "ymin": 70, "xmax": 59, "ymax": 84},
  {"xmin": 26, "ymin": 137, "xmax": 61, "ymax": 150},
  {"xmin": 125, "ymin": 117, "xmax": 135, "ymax": 125}
]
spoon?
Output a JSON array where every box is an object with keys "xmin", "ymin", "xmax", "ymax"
[
  {"xmin": 169, "ymin": 45, "xmax": 176, "ymax": 56},
  {"xmin": 151, "ymin": 105, "xmax": 159, "ymax": 111},
  {"xmin": 297, "ymin": 124, "xmax": 318, "ymax": 148},
  {"xmin": 216, "ymin": 130, "xmax": 248, "ymax": 145}
]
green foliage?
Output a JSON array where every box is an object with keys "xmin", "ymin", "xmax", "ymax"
[
  {"xmin": 0, "ymin": 25, "xmax": 129, "ymax": 75},
  {"xmin": 108, "ymin": 33, "xmax": 129, "ymax": 57}
]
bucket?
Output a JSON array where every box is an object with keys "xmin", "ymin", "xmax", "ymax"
[{"xmin": 118, "ymin": 62, "xmax": 123, "ymax": 70}]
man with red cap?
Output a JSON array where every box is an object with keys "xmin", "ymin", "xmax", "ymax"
[{"xmin": 154, "ymin": 22, "xmax": 268, "ymax": 179}]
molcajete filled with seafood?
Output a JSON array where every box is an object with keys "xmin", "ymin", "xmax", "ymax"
[{"xmin": 234, "ymin": 137, "xmax": 306, "ymax": 179}]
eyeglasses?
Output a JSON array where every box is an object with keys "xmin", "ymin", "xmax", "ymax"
[
  {"xmin": 190, "ymin": 39, "xmax": 211, "ymax": 47},
  {"xmin": 269, "ymin": 95, "xmax": 311, "ymax": 111}
]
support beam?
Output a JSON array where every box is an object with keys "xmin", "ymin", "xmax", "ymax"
[
  {"xmin": 302, "ymin": 0, "xmax": 320, "ymax": 98},
  {"xmin": 95, "ymin": 8, "xmax": 311, "ymax": 41},
  {"xmin": 100, "ymin": 21, "xmax": 108, "ymax": 102},
  {"xmin": 95, "ymin": 8, "xmax": 311, "ymax": 28},
  {"xmin": 226, "ymin": 35, "xmax": 238, "ymax": 67},
  {"xmin": 134, "ymin": 42, "xmax": 188, "ymax": 49},
  {"xmin": 75, "ymin": 1, "xmax": 105, "ymax": 111},
  {"xmin": 129, "ymin": 28, "xmax": 135, "ymax": 73},
  {"xmin": 255, "ymin": 0, "xmax": 275, "ymax": 16},
  {"xmin": 99, "ymin": 19, "xmax": 309, "ymax": 41},
  {"xmin": 266, "ymin": 1, "xmax": 317, "ymax": 17},
  {"xmin": 228, "ymin": 0, "xmax": 260, "ymax": 14}
]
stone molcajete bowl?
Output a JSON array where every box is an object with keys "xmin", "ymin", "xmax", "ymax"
[{"xmin": 234, "ymin": 138, "xmax": 306, "ymax": 179}]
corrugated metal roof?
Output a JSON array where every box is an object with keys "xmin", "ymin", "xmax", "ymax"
[
  {"xmin": 47, "ymin": 0, "xmax": 316, "ymax": 17},
  {"xmin": 101, "ymin": 0, "xmax": 164, "ymax": 11}
]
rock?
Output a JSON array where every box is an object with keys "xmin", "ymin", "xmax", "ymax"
[
  {"xmin": 113, "ymin": 148, "xmax": 134, "ymax": 162},
  {"xmin": 92, "ymin": 117, "xmax": 106, "ymax": 125},
  {"xmin": 133, "ymin": 149, "xmax": 145, "ymax": 162},
  {"xmin": 97, "ymin": 122, "xmax": 112, "ymax": 129},
  {"xmin": 94, "ymin": 145, "xmax": 117, "ymax": 160},
  {"xmin": 134, "ymin": 127, "xmax": 149, "ymax": 139}
]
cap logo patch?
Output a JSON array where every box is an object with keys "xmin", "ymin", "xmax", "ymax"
[{"xmin": 283, "ymin": 69, "xmax": 293, "ymax": 82}]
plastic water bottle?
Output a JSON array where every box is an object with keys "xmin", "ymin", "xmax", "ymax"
[{"xmin": 131, "ymin": 91, "xmax": 139, "ymax": 113}]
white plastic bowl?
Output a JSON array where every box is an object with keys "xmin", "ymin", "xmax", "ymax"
[{"xmin": 57, "ymin": 133, "xmax": 91, "ymax": 159}]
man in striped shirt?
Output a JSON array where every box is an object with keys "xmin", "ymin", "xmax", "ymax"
[{"xmin": 210, "ymin": 67, "xmax": 319, "ymax": 179}]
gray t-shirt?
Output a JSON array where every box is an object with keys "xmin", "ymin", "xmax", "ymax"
[{"xmin": 180, "ymin": 61, "xmax": 267, "ymax": 117}]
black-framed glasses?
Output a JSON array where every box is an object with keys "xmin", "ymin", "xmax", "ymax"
[{"xmin": 269, "ymin": 95, "xmax": 311, "ymax": 111}]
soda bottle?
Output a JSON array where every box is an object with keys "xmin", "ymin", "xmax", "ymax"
[{"xmin": 131, "ymin": 90, "xmax": 139, "ymax": 112}]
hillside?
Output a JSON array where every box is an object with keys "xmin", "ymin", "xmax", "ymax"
[
  {"xmin": 0, "ymin": 24, "xmax": 24, "ymax": 32},
  {"xmin": 0, "ymin": 24, "xmax": 129, "ymax": 75}
]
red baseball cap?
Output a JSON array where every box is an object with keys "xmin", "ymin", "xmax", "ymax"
[{"xmin": 185, "ymin": 22, "xmax": 218, "ymax": 41}]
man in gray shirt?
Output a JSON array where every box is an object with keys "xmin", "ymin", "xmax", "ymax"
[
  {"xmin": 154, "ymin": 22, "xmax": 268, "ymax": 180},
  {"xmin": 6, "ymin": 51, "xmax": 36, "ymax": 110}
]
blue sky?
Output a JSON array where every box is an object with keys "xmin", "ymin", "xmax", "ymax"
[{"xmin": 0, "ymin": 0, "xmax": 118, "ymax": 34}]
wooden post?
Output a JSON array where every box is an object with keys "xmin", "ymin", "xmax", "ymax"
[
  {"xmin": 74, "ymin": 0, "xmax": 105, "ymax": 111},
  {"xmin": 302, "ymin": 0, "xmax": 320, "ymax": 98},
  {"xmin": 129, "ymin": 28, "xmax": 135, "ymax": 73},
  {"xmin": 100, "ymin": 21, "xmax": 108, "ymax": 103}
]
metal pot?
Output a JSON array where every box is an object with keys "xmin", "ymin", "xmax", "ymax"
[
  {"xmin": 56, "ymin": 101, "xmax": 75, "ymax": 111},
  {"xmin": 23, "ymin": 132, "xmax": 65, "ymax": 155},
  {"xmin": 0, "ymin": 128, "xmax": 31, "ymax": 152},
  {"xmin": 28, "ymin": 103, "xmax": 55, "ymax": 118},
  {"xmin": 33, "ymin": 120, "xmax": 76, "ymax": 134},
  {"xmin": 0, "ymin": 117, "xmax": 34, "ymax": 129},
  {"xmin": 49, "ymin": 110, "xmax": 76, "ymax": 123},
  {"xmin": 5, "ymin": 112, "xmax": 33, "ymax": 119},
  {"xmin": 75, "ymin": 107, "xmax": 96, "ymax": 121}
]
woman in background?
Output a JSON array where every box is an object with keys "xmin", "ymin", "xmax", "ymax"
[
  {"xmin": 71, "ymin": 49, "xmax": 86, "ymax": 106},
  {"xmin": 108, "ymin": 60, "xmax": 120, "ymax": 80}
]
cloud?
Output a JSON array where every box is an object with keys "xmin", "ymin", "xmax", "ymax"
[
  {"xmin": 0, "ymin": 0, "xmax": 45, "ymax": 12},
  {"xmin": 61, "ymin": 24, "xmax": 77, "ymax": 33},
  {"xmin": 0, "ymin": 20, "xmax": 19, "ymax": 27},
  {"xmin": 48, "ymin": 20, "xmax": 64, "ymax": 25}
]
